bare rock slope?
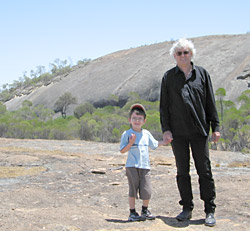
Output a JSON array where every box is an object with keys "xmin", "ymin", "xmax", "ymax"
[
  {"xmin": 0, "ymin": 138, "xmax": 250, "ymax": 230},
  {"xmin": 5, "ymin": 34, "xmax": 250, "ymax": 114}
]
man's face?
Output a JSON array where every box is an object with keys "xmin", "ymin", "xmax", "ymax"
[{"xmin": 174, "ymin": 47, "xmax": 192, "ymax": 67}]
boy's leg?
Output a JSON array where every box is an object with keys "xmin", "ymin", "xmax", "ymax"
[
  {"xmin": 129, "ymin": 197, "xmax": 136, "ymax": 210},
  {"xmin": 126, "ymin": 167, "xmax": 139, "ymax": 199},
  {"xmin": 126, "ymin": 168, "xmax": 146, "ymax": 221},
  {"xmin": 140, "ymin": 169, "xmax": 155, "ymax": 220},
  {"xmin": 142, "ymin": 199, "xmax": 149, "ymax": 207},
  {"xmin": 141, "ymin": 199, "xmax": 155, "ymax": 220}
]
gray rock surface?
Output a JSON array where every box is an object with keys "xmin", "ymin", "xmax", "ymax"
[
  {"xmin": 5, "ymin": 34, "xmax": 250, "ymax": 114},
  {"xmin": 0, "ymin": 138, "xmax": 250, "ymax": 230}
]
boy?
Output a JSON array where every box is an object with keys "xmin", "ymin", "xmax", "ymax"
[{"xmin": 120, "ymin": 103, "xmax": 165, "ymax": 221}]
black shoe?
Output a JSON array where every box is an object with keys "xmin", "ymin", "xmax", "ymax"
[
  {"xmin": 176, "ymin": 210, "xmax": 192, "ymax": 221},
  {"xmin": 128, "ymin": 212, "xmax": 146, "ymax": 222},
  {"xmin": 141, "ymin": 209, "xmax": 156, "ymax": 220},
  {"xmin": 205, "ymin": 213, "xmax": 216, "ymax": 227}
]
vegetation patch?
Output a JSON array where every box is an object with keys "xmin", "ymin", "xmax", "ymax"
[
  {"xmin": 0, "ymin": 166, "xmax": 47, "ymax": 178},
  {"xmin": 228, "ymin": 161, "xmax": 250, "ymax": 168},
  {"xmin": 0, "ymin": 146, "xmax": 67, "ymax": 156},
  {"xmin": 0, "ymin": 88, "xmax": 250, "ymax": 153}
]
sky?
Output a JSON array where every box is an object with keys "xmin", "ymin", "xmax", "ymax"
[{"xmin": 0, "ymin": 0, "xmax": 250, "ymax": 87}]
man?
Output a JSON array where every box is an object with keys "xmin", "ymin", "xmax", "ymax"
[{"xmin": 160, "ymin": 38, "xmax": 220, "ymax": 227}]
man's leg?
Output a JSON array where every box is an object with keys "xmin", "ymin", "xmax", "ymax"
[
  {"xmin": 190, "ymin": 135, "xmax": 216, "ymax": 214},
  {"xmin": 190, "ymin": 135, "xmax": 216, "ymax": 226},
  {"xmin": 171, "ymin": 137, "xmax": 194, "ymax": 212}
]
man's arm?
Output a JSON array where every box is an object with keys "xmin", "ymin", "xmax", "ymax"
[
  {"xmin": 205, "ymin": 70, "xmax": 220, "ymax": 133},
  {"xmin": 160, "ymin": 74, "xmax": 171, "ymax": 133}
]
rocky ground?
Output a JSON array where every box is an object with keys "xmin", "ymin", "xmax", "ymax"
[{"xmin": 0, "ymin": 138, "xmax": 250, "ymax": 231}]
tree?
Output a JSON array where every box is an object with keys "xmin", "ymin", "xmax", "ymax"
[
  {"xmin": 33, "ymin": 104, "xmax": 55, "ymax": 121},
  {"xmin": 77, "ymin": 58, "xmax": 91, "ymax": 65},
  {"xmin": 50, "ymin": 58, "xmax": 71, "ymax": 76},
  {"xmin": 78, "ymin": 119, "xmax": 94, "ymax": 140},
  {"xmin": 74, "ymin": 102, "xmax": 95, "ymax": 119},
  {"xmin": 215, "ymin": 88, "xmax": 226, "ymax": 122},
  {"xmin": 237, "ymin": 90, "xmax": 250, "ymax": 104},
  {"xmin": 54, "ymin": 92, "xmax": 77, "ymax": 118},
  {"xmin": 22, "ymin": 100, "xmax": 32, "ymax": 107}
]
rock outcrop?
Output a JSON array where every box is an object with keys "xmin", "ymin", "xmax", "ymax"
[
  {"xmin": 5, "ymin": 34, "xmax": 250, "ymax": 114},
  {"xmin": 0, "ymin": 138, "xmax": 250, "ymax": 230}
]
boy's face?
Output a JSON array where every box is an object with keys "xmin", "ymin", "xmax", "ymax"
[{"xmin": 129, "ymin": 111, "xmax": 146, "ymax": 131}]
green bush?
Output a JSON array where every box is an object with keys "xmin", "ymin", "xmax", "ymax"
[
  {"xmin": 74, "ymin": 102, "xmax": 95, "ymax": 119},
  {"xmin": 0, "ymin": 102, "xmax": 7, "ymax": 115},
  {"xmin": 0, "ymin": 89, "xmax": 249, "ymax": 152}
]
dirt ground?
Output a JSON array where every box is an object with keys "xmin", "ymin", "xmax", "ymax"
[{"xmin": 0, "ymin": 138, "xmax": 250, "ymax": 231}]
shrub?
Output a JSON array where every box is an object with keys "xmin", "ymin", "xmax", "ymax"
[
  {"xmin": 0, "ymin": 102, "xmax": 7, "ymax": 115},
  {"xmin": 74, "ymin": 102, "xmax": 95, "ymax": 119}
]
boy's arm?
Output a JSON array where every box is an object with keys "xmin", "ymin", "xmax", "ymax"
[
  {"xmin": 120, "ymin": 134, "xmax": 136, "ymax": 153},
  {"xmin": 158, "ymin": 140, "xmax": 167, "ymax": 147}
]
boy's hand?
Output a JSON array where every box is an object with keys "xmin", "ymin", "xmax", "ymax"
[
  {"xmin": 129, "ymin": 133, "xmax": 136, "ymax": 144},
  {"xmin": 120, "ymin": 134, "xmax": 136, "ymax": 154}
]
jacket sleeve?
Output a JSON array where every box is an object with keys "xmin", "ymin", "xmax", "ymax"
[
  {"xmin": 205, "ymin": 71, "xmax": 220, "ymax": 132},
  {"xmin": 160, "ymin": 73, "xmax": 171, "ymax": 133}
]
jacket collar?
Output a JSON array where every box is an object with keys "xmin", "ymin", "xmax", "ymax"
[{"xmin": 175, "ymin": 62, "xmax": 196, "ymax": 74}]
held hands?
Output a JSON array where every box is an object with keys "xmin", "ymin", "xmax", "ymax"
[
  {"xmin": 162, "ymin": 131, "xmax": 220, "ymax": 145},
  {"xmin": 163, "ymin": 131, "xmax": 173, "ymax": 145}
]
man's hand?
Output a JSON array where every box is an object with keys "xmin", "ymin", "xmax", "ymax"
[
  {"xmin": 212, "ymin": 132, "xmax": 220, "ymax": 143},
  {"xmin": 163, "ymin": 131, "xmax": 173, "ymax": 144}
]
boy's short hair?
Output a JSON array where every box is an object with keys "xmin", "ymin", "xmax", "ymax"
[{"xmin": 129, "ymin": 103, "xmax": 146, "ymax": 118}]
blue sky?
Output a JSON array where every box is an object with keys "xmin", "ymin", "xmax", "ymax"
[{"xmin": 0, "ymin": 0, "xmax": 249, "ymax": 87}]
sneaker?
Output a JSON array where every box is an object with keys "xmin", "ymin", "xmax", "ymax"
[
  {"xmin": 141, "ymin": 209, "xmax": 156, "ymax": 220},
  {"xmin": 128, "ymin": 212, "xmax": 146, "ymax": 222}
]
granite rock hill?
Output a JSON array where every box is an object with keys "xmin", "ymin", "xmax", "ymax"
[{"xmin": 5, "ymin": 34, "xmax": 250, "ymax": 114}]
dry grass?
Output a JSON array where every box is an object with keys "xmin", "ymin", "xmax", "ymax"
[
  {"xmin": 228, "ymin": 161, "xmax": 250, "ymax": 168},
  {"xmin": 0, "ymin": 166, "xmax": 47, "ymax": 178}
]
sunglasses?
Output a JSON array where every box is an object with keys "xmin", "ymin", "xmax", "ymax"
[
  {"xmin": 176, "ymin": 51, "xmax": 189, "ymax": 56},
  {"xmin": 131, "ymin": 117, "xmax": 144, "ymax": 122}
]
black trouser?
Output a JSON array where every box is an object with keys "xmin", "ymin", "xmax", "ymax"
[{"xmin": 171, "ymin": 134, "xmax": 216, "ymax": 214}]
